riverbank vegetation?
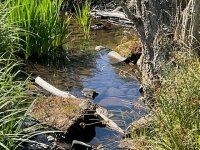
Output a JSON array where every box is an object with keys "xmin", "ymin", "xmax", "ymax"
[
  {"xmin": 130, "ymin": 52, "xmax": 200, "ymax": 150},
  {"xmin": 7, "ymin": 0, "xmax": 70, "ymax": 59},
  {"xmin": 74, "ymin": 0, "xmax": 92, "ymax": 39},
  {"xmin": 0, "ymin": 57, "xmax": 30, "ymax": 149},
  {"xmin": 0, "ymin": 0, "xmax": 200, "ymax": 149},
  {"xmin": 127, "ymin": 0, "xmax": 200, "ymax": 149},
  {"xmin": 0, "ymin": 0, "xmax": 70, "ymax": 149}
]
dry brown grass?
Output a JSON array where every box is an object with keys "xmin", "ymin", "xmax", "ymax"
[{"xmin": 29, "ymin": 96, "xmax": 88, "ymax": 131}]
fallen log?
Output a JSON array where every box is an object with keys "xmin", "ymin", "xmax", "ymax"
[
  {"xmin": 35, "ymin": 77, "xmax": 76, "ymax": 98},
  {"xmin": 91, "ymin": 10, "xmax": 127, "ymax": 20},
  {"xmin": 34, "ymin": 76, "xmax": 124, "ymax": 135},
  {"xmin": 96, "ymin": 108, "xmax": 124, "ymax": 135},
  {"xmin": 91, "ymin": 9, "xmax": 134, "ymax": 27}
]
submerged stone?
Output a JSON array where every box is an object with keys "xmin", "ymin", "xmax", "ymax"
[
  {"xmin": 107, "ymin": 51, "xmax": 127, "ymax": 64},
  {"xmin": 99, "ymin": 97, "xmax": 130, "ymax": 107},
  {"xmin": 81, "ymin": 88, "xmax": 99, "ymax": 99}
]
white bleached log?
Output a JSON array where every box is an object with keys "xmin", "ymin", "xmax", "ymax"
[
  {"xmin": 35, "ymin": 76, "xmax": 76, "ymax": 98},
  {"xmin": 96, "ymin": 108, "xmax": 124, "ymax": 135},
  {"xmin": 91, "ymin": 10, "xmax": 127, "ymax": 19}
]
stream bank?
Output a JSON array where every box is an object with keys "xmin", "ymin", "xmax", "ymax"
[{"xmin": 23, "ymin": 23, "xmax": 144, "ymax": 149}]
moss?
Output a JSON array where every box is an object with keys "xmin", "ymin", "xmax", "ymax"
[
  {"xmin": 115, "ymin": 40, "xmax": 141, "ymax": 58},
  {"xmin": 29, "ymin": 96, "xmax": 87, "ymax": 131}
]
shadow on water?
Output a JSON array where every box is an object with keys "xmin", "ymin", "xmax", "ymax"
[{"xmin": 25, "ymin": 24, "xmax": 142, "ymax": 149}]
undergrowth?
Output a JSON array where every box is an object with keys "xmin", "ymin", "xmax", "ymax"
[
  {"xmin": 130, "ymin": 52, "xmax": 200, "ymax": 150},
  {"xmin": 0, "ymin": 56, "xmax": 31, "ymax": 150}
]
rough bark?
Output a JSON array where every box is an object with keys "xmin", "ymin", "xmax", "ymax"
[
  {"xmin": 175, "ymin": 0, "xmax": 200, "ymax": 54},
  {"xmin": 191, "ymin": 0, "xmax": 200, "ymax": 52},
  {"xmin": 118, "ymin": 0, "xmax": 176, "ymax": 105}
]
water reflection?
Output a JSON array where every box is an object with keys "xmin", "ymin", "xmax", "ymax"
[{"xmin": 25, "ymin": 24, "xmax": 141, "ymax": 149}]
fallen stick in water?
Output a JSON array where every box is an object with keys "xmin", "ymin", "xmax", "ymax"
[
  {"xmin": 35, "ymin": 76, "xmax": 125, "ymax": 135},
  {"xmin": 35, "ymin": 76, "xmax": 76, "ymax": 98}
]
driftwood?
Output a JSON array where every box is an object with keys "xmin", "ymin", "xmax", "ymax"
[
  {"xmin": 91, "ymin": 10, "xmax": 127, "ymax": 19},
  {"xmin": 96, "ymin": 108, "xmax": 124, "ymax": 135},
  {"xmin": 91, "ymin": 9, "xmax": 134, "ymax": 27},
  {"xmin": 35, "ymin": 76, "xmax": 124, "ymax": 135},
  {"xmin": 35, "ymin": 77, "xmax": 76, "ymax": 98}
]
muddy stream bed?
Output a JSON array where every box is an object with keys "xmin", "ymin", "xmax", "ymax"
[{"xmin": 26, "ymin": 23, "xmax": 142, "ymax": 149}]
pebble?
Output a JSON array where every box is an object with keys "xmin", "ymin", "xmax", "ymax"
[{"xmin": 95, "ymin": 46, "xmax": 106, "ymax": 51}]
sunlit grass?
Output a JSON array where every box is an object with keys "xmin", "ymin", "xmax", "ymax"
[
  {"xmin": 6, "ymin": 0, "xmax": 70, "ymax": 59},
  {"xmin": 74, "ymin": 0, "xmax": 92, "ymax": 40},
  {"xmin": 0, "ymin": 56, "xmax": 31, "ymax": 149},
  {"xmin": 131, "ymin": 53, "xmax": 200, "ymax": 150},
  {"xmin": 0, "ymin": 2, "xmax": 21, "ymax": 54}
]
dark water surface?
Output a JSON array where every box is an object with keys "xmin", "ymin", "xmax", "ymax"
[{"xmin": 26, "ymin": 24, "xmax": 141, "ymax": 149}]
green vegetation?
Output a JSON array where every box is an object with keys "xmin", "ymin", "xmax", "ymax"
[
  {"xmin": 152, "ymin": 54, "xmax": 200, "ymax": 149},
  {"xmin": 0, "ymin": 3, "xmax": 20, "ymax": 53},
  {"xmin": 0, "ymin": 4, "xmax": 29, "ymax": 149},
  {"xmin": 7, "ymin": 0, "xmax": 70, "ymax": 59},
  {"xmin": 130, "ymin": 54, "xmax": 200, "ymax": 150},
  {"xmin": 0, "ymin": 0, "xmax": 199, "ymax": 149},
  {"xmin": 74, "ymin": 0, "xmax": 92, "ymax": 39},
  {"xmin": 0, "ymin": 2, "xmax": 59, "ymax": 149},
  {"xmin": 0, "ymin": 57, "xmax": 30, "ymax": 149}
]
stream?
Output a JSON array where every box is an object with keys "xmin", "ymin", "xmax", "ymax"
[{"xmin": 26, "ymin": 23, "xmax": 141, "ymax": 149}]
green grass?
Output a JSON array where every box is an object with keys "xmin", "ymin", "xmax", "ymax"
[
  {"xmin": 6, "ymin": 0, "xmax": 70, "ymax": 59},
  {"xmin": 0, "ymin": 2, "xmax": 21, "ymax": 53},
  {"xmin": 0, "ymin": 56, "xmax": 31, "ymax": 150},
  {"xmin": 74, "ymin": 0, "xmax": 92, "ymax": 39},
  {"xmin": 131, "ymin": 53, "xmax": 200, "ymax": 150},
  {"xmin": 0, "ymin": 5, "xmax": 29, "ymax": 149}
]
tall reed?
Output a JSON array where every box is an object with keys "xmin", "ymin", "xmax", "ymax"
[
  {"xmin": 74, "ymin": 0, "xmax": 92, "ymax": 39},
  {"xmin": 6, "ymin": 0, "xmax": 70, "ymax": 59},
  {"xmin": 0, "ymin": 2, "xmax": 20, "ymax": 54}
]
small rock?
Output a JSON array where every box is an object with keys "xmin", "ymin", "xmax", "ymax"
[
  {"xmin": 95, "ymin": 46, "xmax": 106, "ymax": 51},
  {"xmin": 47, "ymin": 136, "xmax": 55, "ymax": 142},
  {"xmin": 119, "ymin": 139, "xmax": 135, "ymax": 150},
  {"xmin": 81, "ymin": 88, "xmax": 99, "ymax": 99},
  {"xmin": 139, "ymin": 86, "xmax": 144, "ymax": 96},
  {"xmin": 71, "ymin": 140, "xmax": 93, "ymax": 150},
  {"xmin": 91, "ymin": 24, "xmax": 105, "ymax": 30},
  {"xmin": 107, "ymin": 51, "xmax": 127, "ymax": 64}
]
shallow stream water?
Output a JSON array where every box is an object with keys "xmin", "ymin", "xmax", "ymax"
[{"xmin": 26, "ymin": 23, "xmax": 141, "ymax": 149}]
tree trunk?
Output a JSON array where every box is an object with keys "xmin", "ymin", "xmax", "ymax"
[
  {"xmin": 119, "ymin": 0, "xmax": 176, "ymax": 105},
  {"xmin": 175, "ymin": 0, "xmax": 200, "ymax": 54}
]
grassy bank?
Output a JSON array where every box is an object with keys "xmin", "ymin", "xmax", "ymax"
[
  {"xmin": 0, "ymin": 57, "xmax": 32, "ymax": 149},
  {"xmin": 130, "ymin": 50, "xmax": 200, "ymax": 149}
]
